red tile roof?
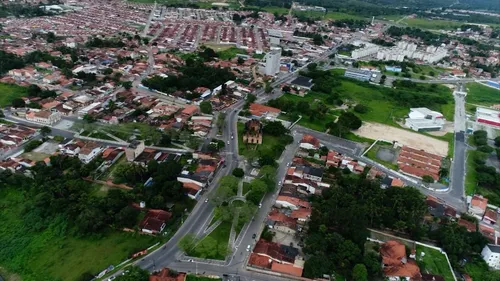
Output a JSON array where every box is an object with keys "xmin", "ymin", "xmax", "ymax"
[
  {"xmin": 380, "ymin": 241, "xmax": 421, "ymax": 279},
  {"xmin": 471, "ymin": 195, "xmax": 488, "ymax": 211},
  {"xmin": 249, "ymin": 103, "xmax": 281, "ymax": 117},
  {"xmin": 271, "ymin": 262, "xmax": 303, "ymax": 277},
  {"xmin": 458, "ymin": 219, "xmax": 477, "ymax": 232},
  {"xmin": 248, "ymin": 253, "xmax": 272, "ymax": 268},
  {"xmin": 139, "ymin": 209, "xmax": 172, "ymax": 233},
  {"xmin": 149, "ymin": 268, "xmax": 186, "ymax": 281}
]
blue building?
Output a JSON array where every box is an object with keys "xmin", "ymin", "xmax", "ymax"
[{"xmin": 385, "ymin": 65, "xmax": 402, "ymax": 72}]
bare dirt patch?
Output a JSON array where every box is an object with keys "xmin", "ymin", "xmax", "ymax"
[{"xmin": 354, "ymin": 122, "xmax": 448, "ymax": 156}]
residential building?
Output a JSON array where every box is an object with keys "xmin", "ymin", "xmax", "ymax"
[
  {"xmin": 404, "ymin": 108, "xmax": 445, "ymax": 132},
  {"xmin": 139, "ymin": 209, "xmax": 172, "ymax": 235},
  {"xmin": 249, "ymin": 103, "xmax": 281, "ymax": 120},
  {"xmin": 397, "ymin": 146, "xmax": 442, "ymax": 181},
  {"xmin": 483, "ymin": 209, "xmax": 497, "ymax": 225},
  {"xmin": 149, "ymin": 268, "xmax": 186, "ymax": 281},
  {"xmin": 25, "ymin": 110, "xmax": 61, "ymax": 125},
  {"xmin": 299, "ymin": 134, "xmax": 320, "ymax": 150},
  {"xmin": 290, "ymin": 76, "xmax": 314, "ymax": 90},
  {"xmin": 243, "ymin": 119, "xmax": 263, "ymax": 144},
  {"xmin": 469, "ymin": 194, "xmax": 488, "ymax": 216},
  {"xmin": 275, "ymin": 195, "xmax": 311, "ymax": 210},
  {"xmin": 344, "ymin": 68, "xmax": 372, "ymax": 81},
  {"xmin": 380, "ymin": 240, "xmax": 421, "ymax": 281},
  {"xmin": 125, "ymin": 140, "xmax": 145, "ymax": 162},
  {"xmin": 264, "ymin": 48, "xmax": 281, "ymax": 76},
  {"xmin": 78, "ymin": 142, "xmax": 103, "ymax": 164},
  {"xmin": 481, "ymin": 244, "xmax": 500, "ymax": 269}
]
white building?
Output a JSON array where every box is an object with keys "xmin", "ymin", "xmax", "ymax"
[
  {"xmin": 25, "ymin": 110, "xmax": 61, "ymax": 125},
  {"xmin": 264, "ymin": 48, "xmax": 281, "ymax": 76},
  {"xmin": 78, "ymin": 142, "xmax": 104, "ymax": 164},
  {"xmin": 376, "ymin": 41, "xmax": 448, "ymax": 63},
  {"xmin": 351, "ymin": 44, "xmax": 379, "ymax": 59},
  {"xmin": 404, "ymin": 108, "xmax": 445, "ymax": 132},
  {"xmin": 473, "ymin": 107, "xmax": 500, "ymax": 139},
  {"xmin": 481, "ymin": 244, "xmax": 500, "ymax": 269}
]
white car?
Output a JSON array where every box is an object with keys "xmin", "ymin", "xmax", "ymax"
[
  {"xmin": 258, "ymin": 203, "xmax": 262, "ymax": 208},
  {"xmin": 278, "ymin": 181, "xmax": 282, "ymax": 186},
  {"xmin": 205, "ymin": 198, "xmax": 209, "ymax": 203},
  {"xmin": 227, "ymin": 141, "xmax": 230, "ymax": 145},
  {"xmin": 246, "ymin": 245, "xmax": 251, "ymax": 251}
]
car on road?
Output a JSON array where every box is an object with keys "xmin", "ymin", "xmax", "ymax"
[
  {"xmin": 108, "ymin": 277, "xmax": 116, "ymax": 281},
  {"xmin": 205, "ymin": 198, "xmax": 209, "ymax": 203},
  {"xmin": 252, "ymin": 233, "xmax": 256, "ymax": 239},
  {"xmin": 287, "ymin": 162, "xmax": 290, "ymax": 167},
  {"xmin": 231, "ymin": 135, "xmax": 234, "ymax": 139},
  {"xmin": 246, "ymin": 245, "xmax": 251, "ymax": 251},
  {"xmin": 278, "ymin": 181, "xmax": 281, "ymax": 186},
  {"xmin": 227, "ymin": 141, "xmax": 230, "ymax": 145},
  {"xmin": 258, "ymin": 203, "xmax": 262, "ymax": 208}
]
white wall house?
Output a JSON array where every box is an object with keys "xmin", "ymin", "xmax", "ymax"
[{"xmin": 481, "ymin": 244, "xmax": 500, "ymax": 269}]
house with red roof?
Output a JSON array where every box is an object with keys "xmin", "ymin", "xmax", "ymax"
[
  {"xmin": 469, "ymin": 195, "xmax": 488, "ymax": 216},
  {"xmin": 380, "ymin": 240, "xmax": 421, "ymax": 280},
  {"xmin": 149, "ymin": 268, "xmax": 186, "ymax": 281},
  {"xmin": 139, "ymin": 209, "xmax": 172, "ymax": 235},
  {"xmin": 483, "ymin": 209, "xmax": 497, "ymax": 225},
  {"xmin": 249, "ymin": 103, "xmax": 281, "ymax": 120},
  {"xmin": 299, "ymin": 134, "xmax": 321, "ymax": 150}
]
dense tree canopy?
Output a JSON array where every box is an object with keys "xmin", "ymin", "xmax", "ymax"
[{"xmin": 303, "ymin": 172, "xmax": 427, "ymax": 278}]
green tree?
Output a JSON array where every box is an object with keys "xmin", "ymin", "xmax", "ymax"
[
  {"xmin": 24, "ymin": 140, "xmax": 43, "ymax": 152},
  {"xmin": 352, "ymin": 264, "xmax": 368, "ymax": 281},
  {"xmin": 353, "ymin": 104, "xmax": 368, "ymax": 114},
  {"xmin": 246, "ymin": 93, "xmax": 256, "ymax": 103},
  {"xmin": 200, "ymin": 101, "xmax": 213, "ymax": 114},
  {"xmin": 40, "ymin": 126, "xmax": 51, "ymax": 137},
  {"xmin": 495, "ymin": 136, "xmax": 500, "ymax": 147},
  {"xmin": 103, "ymin": 68, "xmax": 113, "ymax": 75},
  {"xmin": 46, "ymin": 31, "xmax": 56, "ymax": 43},
  {"xmin": 422, "ymin": 175, "xmax": 434, "ymax": 183},
  {"xmin": 11, "ymin": 98, "xmax": 25, "ymax": 108},
  {"xmin": 232, "ymin": 168, "xmax": 244, "ymax": 178},
  {"xmin": 178, "ymin": 234, "xmax": 197, "ymax": 255},
  {"xmin": 122, "ymin": 81, "xmax": 133, "ymax": 90}
]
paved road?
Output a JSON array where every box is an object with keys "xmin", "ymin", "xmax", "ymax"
[{"xmin": 448, "ymin": 84, "xmax": 468, "ymax": 208}]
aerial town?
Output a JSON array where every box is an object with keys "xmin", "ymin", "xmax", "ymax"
[{"xmin": 0, "ymin": 0, "xmax": 500, "ymax": 281}]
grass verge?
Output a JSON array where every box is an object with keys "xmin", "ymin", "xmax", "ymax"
[
  {"xmin": 191, "ymin": 222, "xmax": 231, "ymax": 260},
  {"xmin": 466, "ymin": 82, "xmax": 500, "ymax": 106},
  {"xmin": 416, "ymin": 245, "xmax": 454, "ymax": 281}
]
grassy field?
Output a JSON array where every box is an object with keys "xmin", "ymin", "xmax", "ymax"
[
  {"xmin": 465, "ymin": 150, "xmax": 478, "ymax": 196},
  {"xmin": 402, "ymin": 18, "xmax": 463, "ymax": 30},
  {"xmin": 191, "ymin": 222, "xmax": 231, "ymax": 260},
  {"xmin": 0, "ymin": 83, "xmax": 28, "ymax": 107},
  {"xmin": 365, "ymin": 143, "xmax": 399, "ymax": 170},
  {"xmin": 416, "ymin": 245, "xmax": 455, "ymax": 281},
  {"xmin": 260, "ymin": 6, "xmax": 289, "ymax": 14},
  {"xmin": 217, "ymin": 47, "xmax": 248, "ymax": 60},
  {"xmin": 0, "ymin": 188, "xmax": 157, "ymax": 281},
  {"xmin": 292, "ymin": 10, "xmax": 366, "ymax": 20},
  {"xmin": 21, "ymin": 151, "xmax": 50, "ymax": 162},
  {"xmin": 464, "ymin": 256, "xmax": 490, "ymax": 281},
  {"xmin": 466, "ymin": 82, "xmax": 500, "ymax": 106}
]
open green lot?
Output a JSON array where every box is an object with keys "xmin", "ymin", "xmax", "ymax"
[
  {"xmin": 292, "ymin": 10, "xmax": 366, "ymax": 20},
  {"xmin": 191, "ymin": 222, "xmax": 231, "ymax": 260},
  {"xmin": 217, "ymin": 47, "xmax": 248, "ymax": 60},
  {"xmin": 416, "ymin": 245, "xmax": 454, "ymax": 281},
  {"xmin": 465, "ymin": 150, "xmax": 500, "ymax": 205},
  {"xmin": 0, "ymin": 187, "xmax": 157, "ymax": 281},
  {"xmin": 0, "ymin": 83, "xmax": 28, "ymax": 107},
  {"xmin": 402, "ymin": 18, "xmax": 463, "ymax": 30},
  {"xmin": 466, "ymin": 82, "xmax": 500, "ymax": 106}
]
